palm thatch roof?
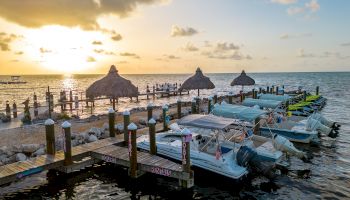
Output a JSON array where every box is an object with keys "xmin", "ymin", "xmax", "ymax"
[
  {"xmin": 179, "ymin": 67, "xmax": 215, "ymax": 96},
  {"xmin": 230, "ymin": 70, "xmax": 255, "ymax": 86},
  {"xmin": 86, "ymin": 65, "xmax": 138, "ymax": 99}
]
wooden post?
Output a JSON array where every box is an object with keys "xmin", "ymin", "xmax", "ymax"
[
  {"xmin": 254, "ymin": 117, "xmax": 260, "ymax": 135},
  {"xmin": 177, "ymin": 99, "xmax": 182, "ymax": 119},
  {"xmin": 191, "ymin": 99, "xmax": 196, "ymax": 114},
  {"xmin": 147, "ymin": 103, "xmax": 153, "ymax": 121},
  {"xmin": 136, "ymin": 87, "xmax": 139, "ymax": 102},
  {"xmin": 303, "ymin": 91, "xmax": 307, "ymax": 101},
  {"xmin": 275, "ymin": 86, "xmax": 279, "ymax": 95},
  {"xmin": 148, "ymin": 118, "xmax": 156, "ymax": 155},
  {"xmin": 152, "ymin": 86, "xmax": 155, "ymax": 99},
  {"xmin": 123, "ymin": 110, "xmax": 130, "ymax": 145},
  {"xmin": 252, "ymin": 89, "xmax": 255, "ymax": 98},
  {"xmin": 266, "ymin": 86, "xmax": 269, "ymax": 94},
  {"xmin": 162, "ymin": 105, "xmax": 169, "ymax": 131},
  {"xmin": 316, "ymin": 86, "xmax": 319, "ymax": 95},
  {"xmin": 180, "ymin": 128, "xmax": 192, "ymax": 188},
  {"xmin": 5, "ymin": 101, "xmax": 11, "ymax": 120},
  {"xmin": 271, "ymin": 86, "xmax": 275, "ymax": 94},
  {"xmin": 112, "ymin": 98, "xmax": 116, "ymax": 111},
  {"xmin": 62, "ymin": 121, "xmax": 72, "ymax": 166},
  {"xmin": 12, "ymin": 101, "xmax": 17, "ymax": 118},
  {"xmin": 128, "ymin": 123, "xmax": 138, "ymax": 178},
  {"xmin": 259, "ymin": 87, "xmax": 262, "ymax": 94},
  {"xmin": 108, "ymin": 108, "xmax": 115, "ymax": 137},
  {"xmin": 45, "ymin": 119, "xmax": 55, "ymax": 155},
  {"xmin": 195, "ymin": 97, "xmax": 200, "ymax": 113},
  {"xmin": 34, "ymin": 101, "xmax": 38, "ymax": 117},
  {"xmin": 69, "ymin": 90, "xmax": 73, "ymax": 111},
  {"xmin": 208, "ymin": 96, "xmax": 212, "ymax": 114},
  {"xmin": 240, "ymin": 91, "xmax": 244, "ymax": 102},
  {"xmin": 213, "ymin": 93, "xmax": 218, "ymax": 104},
  {"xmin": 285, "ymin": 100, "xmax": 289, "ymax": 112},
  {"xmin": 228, "ymin": 92, "xmax": 233, "ymax": 104},
  {"xmin": 254, "ymin": 91, "xmax": 258, "ymax": 99}
]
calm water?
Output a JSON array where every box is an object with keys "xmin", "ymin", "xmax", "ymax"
[{"xmin": 0, "ymin": 72, "xmax": 349, "ymax": 199}]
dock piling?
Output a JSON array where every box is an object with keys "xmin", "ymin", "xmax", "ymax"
[
  {"xmin": 108, "ymin": 108, "xmax": 115, "ymax": 137},
  {"xmin": 45, "ymin": 119, "xmax": 56, "ymax": 155},
  {"xmin": 316, "ymin": 86, "xmax": 319, "ymax": 95},
  {"xmin": 240, "ymin": 91, "xmax": 244, "ymax": 102},
  {"xmin": 195, "ymin": 97, "xmax": 200, "ymax": 113},
  {"xmin": 191, "ymin": 99, "xmax": 196, "ymax": 114},
  {"xmin": 179, "ymin": 128, "xmax": 193, "ymax": 188},
  {"xmin": 208, "ymin": 96, "xmax": 213, "ymax": 114},
  {"xmin": 148, "ymin": 118, "xmax": 157, "ymax": 155},
  {"xmin": 5, "ymin": 101, "xmax": 11, "ymax": 120},
  {"xmin": 123, "ymin": 110, "xmax": 131, "ymax": 145},
  {"xmin": 228, "ymin": 92, "xmax": 233, "ymax": 104},
  {"xmin": 213, "ymin": 93, "xmax": 218, "ymax": 104},
  {"xmin": 147, "ymin": 103, "xmax": 153, "ymax": 121},
  {"xmin": 128, "ymin": 123, "xmax": 138, "ymax": 178},
  {"xmin": 162, "ymin": 105, "xmax": 169, "ymax": 131},
  {"xmin": 177, "ymin": 99, "xmax": 182, "ymax": 119},
  {"xmin": 62, "ymin": 121, "xmax": 73, "ymax": 166},
  {"xmin": 12, "ymin": 101, "xmax": 17, "ymax": 118},
  {"xmin": 276, "ymin": 86, "xmax": 279, "ymax": 95},
  {"xmin": 303, "ymin": 91, "xmax": 307, "ymax": 101}
]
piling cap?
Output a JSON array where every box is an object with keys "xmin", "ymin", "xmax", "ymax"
[
  {"xmin": 128, "ymin": 123, "xmax": 138, "ymax": 130},
  {"xmin": 123, "ymin": 110, "xmax": 130, "ymax": 115},
  {"xmin": 147, "ymin": 103, "xmax": 153, "ymax": 108},
  {"xmin": 181, "ymin": 128, "xmax": 191, "ymax": 135},
  {"xmin": 162, "ymin": 104, "xmax": 168, "ymax": 109},
  {"xmin": 108, "ymin": 108, "xmax": 115, "ymax": 113},
  {"xmin": 177, "ymin": 98, "xmax": 182, "ymax": 103},
  {"xmin": 148, "ymin": 118, "xmax": 156, "ymax": 124},
  {"xmin": 61, "ymin": 121, "xmax": 71, "ymax": 128},
  {"xmin": 45, "ymin": 118, "xmax": 55, "ymax": 126},
  {"xmin": 213, "ymin": 92, "xmax": 218, "ymax": 96},
  {"xmin": 228, "ymin": 92, "xmax": 233, "ymax": 96}
]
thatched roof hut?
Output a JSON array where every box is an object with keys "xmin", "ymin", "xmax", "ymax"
[
  {"xmin": 179, "ymin": 67, "xmax": 215, "ymax": 96},
  {"xmin": 230, "ymin": 70, "xmax": 255, "ymax": 87},
  {"xmin": 86, "ymin": 65, "xmax": 138, "ymax": 109}
]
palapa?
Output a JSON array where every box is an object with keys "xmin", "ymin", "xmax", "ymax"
[
  {"xmin": 230, "ymin": 70, "xmax": 255, "ymax": 87},
  {"xmin": 179, "ymin": 67, "xmax": 215, "ymax": 96},
  {"xmin": 86, "ymin": 65, "xmax": 138, "ymax": 110}
]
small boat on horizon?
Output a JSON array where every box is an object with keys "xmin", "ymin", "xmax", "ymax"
[{"xmin": 0, "ymin": 76, "xmax": 27, "ymax": 84}]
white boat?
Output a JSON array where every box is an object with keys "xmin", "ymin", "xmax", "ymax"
[{"xmin": 138, "ymin": 130, "xmax": 249, "ymax": 180}]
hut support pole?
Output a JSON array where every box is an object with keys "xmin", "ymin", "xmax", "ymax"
[
  {"xmin": 108, "ymin": 108, "xmax": 115, "ymax": 137},
  {"xmin": 148, "ymin": 119, "xmax": 156, "ymax": 155},
  {"xmin": 123, "ymin": 111, "xmax": 130, "ymax": 145},
  {"xmin": 195, "ymin": 97, "xmax": 200, "ymax": 113},
  {"xmin": 240, "ymin": 91, "xmax": 244, "ymax": 102},
  {"xmin": 62, "ymin": 121, "xmax": 72, "ymax": 166},
  {"xmin": 128, "ymin": 123, "xmax": 138, "ymax": 178},
  {"xmin": 45, "ymin": 119, "xmax": 55, "ymax": 155},
  {"xmin": 177, "ymin": 99, "xmax": 182, "ymax": 119},
  {"xmin": 266, "ymin": 86, "xmax": 269, "ymax": 94},
  {"xmin": 112, "ymin": 98, "xmax": 116, "ymax": 111},
  {"xmin": 197, "ymin": 89, "xmax": 200, "ymax": 97}
]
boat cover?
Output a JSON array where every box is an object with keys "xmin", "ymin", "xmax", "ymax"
[
  {"xmin": 177, "ymin": 114, "xmax": 236, "ymax": 130},
  {"xmin": 243, "ymin": 98, "xmax": 282, "ymax": 109},
  {"xmin": 212, "ymin": 104, "xmax": 266, "ymax": 121},
  {"xmin": 258, "ymin": 94, "xmax": 291, "ymax": 102}
]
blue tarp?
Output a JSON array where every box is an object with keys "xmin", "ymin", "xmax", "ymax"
[
  {"xmin": 258, "ymin": 94, "xmax": 290, "ymax": 102},
  {"xmin": 243, "ymin": 98, "xmax": 282, "ymax": 109},
  {"xmin": 212, "ymin": 104, "xmax": 266, "ymax": 121}
]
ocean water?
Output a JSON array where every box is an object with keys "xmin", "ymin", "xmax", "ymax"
[{"xmin": 0, "ymin": 72, "xmax": 349, "ymax": 199}]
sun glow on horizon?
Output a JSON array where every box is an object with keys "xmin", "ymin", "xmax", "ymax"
[{"xmin": 22, "ymin": 26, "xmax": 104, "ymax": 73}]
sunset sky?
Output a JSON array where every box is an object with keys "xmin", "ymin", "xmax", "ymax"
[{"xmin": 0, "ymin": 0, "xmax": 349, "ymax": 74}]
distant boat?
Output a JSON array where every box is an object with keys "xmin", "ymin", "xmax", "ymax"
[{"xmin": 0, "ymin": 76, "xmax": 27, "ymax": 84}]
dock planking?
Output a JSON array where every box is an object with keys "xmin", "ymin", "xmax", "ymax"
[
  {"xmin": 0, "ymin": 137, "xmax": 122, "ymax": 186},
  {"xmin": 91, "ymin": 145, "xmax": 190, "ymax": 180}
]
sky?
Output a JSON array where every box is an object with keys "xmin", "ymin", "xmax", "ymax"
[{"xmin": 0, "ymin": 0, "xmax": 349, "ymax": 75}]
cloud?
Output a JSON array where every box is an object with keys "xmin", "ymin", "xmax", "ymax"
[
  {"xmin": 92, "ymin": 40, "xmax": 103, "ymax": 45},
  {"xmin": 116, "ymin": 61, "xmax": 128, "ymax": 64},
  {"xmin": 271, "ymin": 0, "xmax": 298, "ymax": 5},
  {"xmin": 0, "ymin": 0, "xmax": 166, "ymax": 30},
  {"xmin": 280, "ymin": 33, "xmax": 312, "ymax": 39},
  {"xmin": 94, "ymin": 49, "xmax": 116, "ymax": 55},
  {"xmin": 287, "ymin": 6, "xmax": 305, "ymax": 15},
  {"xmin": 171, "ymin": 25, "xmax": 198, "ymax": 37},
  {"xmin": 163, "ymin": 54, "xmax": 180, "ymax": 59},
  {"xmin": 39, "ymin": 47, "xmax": 52, "ymax": 53},
  {"xmin": 201, "ymin": 41, "xmax": 250, "ymax": 60},
  {"xmin": 14, "ymin": 51, "xmax": 23, "ymax": 55},
  {"xmin": 340, "ymin": 42, "xmax": 350, "ymax": 47},
  {"xmin": 306, "ymin": 0, "xmax": 320, "ymax": 12},
  {"xmin": 120, "ymin": 52, "xmax": 140, "ymax": 59},
  {"xmin": 214, "ymin": 42, "xmax": 239, "ymax": 52},
  {"xmin": 320, "ymin": 51, "xmax": 349, "ymax": 59},
  {"xmin": 297, "ymin": 48, "xmax": 314, "ymax": 58},
  {"xmin": 86, "ymin": 56, "xmax": 96, "ymax": 62},
  {"xmin": 0, "ymin": 32, "xmax": 21, "ymax": 51},
  {"xmin": 182, "ymin": 42, "xmax": 199, "ymax": 52},
  {"xmin": 111, "ymin": 33, "xmax": 122, "ymax": 41}
]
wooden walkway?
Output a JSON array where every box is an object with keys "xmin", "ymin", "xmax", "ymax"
[
  {"xmin": 0, "ymin": 137, "xmax": 121, "ymax": 186},
  {"xmin": 91, "ymin": 145, "xmax": 191, "ymax": 180}
]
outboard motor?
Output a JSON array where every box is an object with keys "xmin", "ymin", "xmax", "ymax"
[
  {"xmin": 310, "ymin": 113, "xmax": 339, "ymax": 129},
  {"xmin": 272, "ymin": 135, "xmax": 308, "ymax": 161},
  {"xmin": 237, "ymin": 146, "xmax": 275, "ymax": 179},
  {"xmin": 307, "ymin": 117, "xmax": 338, "ymax": 138}
]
